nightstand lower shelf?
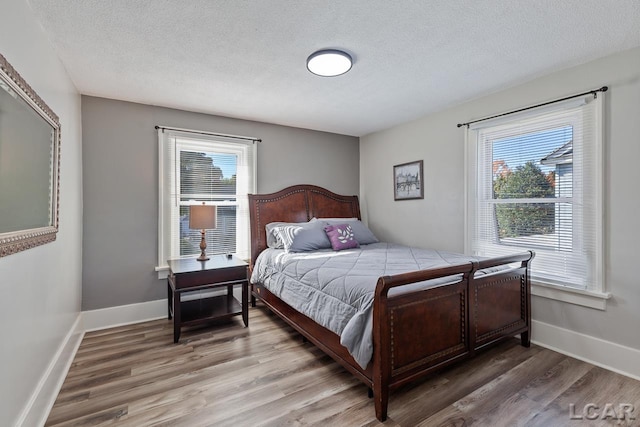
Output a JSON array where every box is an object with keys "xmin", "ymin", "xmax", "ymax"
[{"xmin": 180, "ymin": 295, "xmax": 242, "ymax": 324}]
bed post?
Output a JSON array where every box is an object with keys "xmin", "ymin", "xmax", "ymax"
[
  {"xmin": 372, "ymin": 275, "xmax": 392, "ymax": 422},
  {"xmin": 467, "ymin": 261, "xmax": 480, "ymax": 357}
]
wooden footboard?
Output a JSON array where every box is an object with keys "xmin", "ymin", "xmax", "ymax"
[
  {"xmin": 473, "ymin": 254, "xmax": 533, "ymax": 351},
  {"xmin": 372, "ymin": 262, "xmax": 476, "ymax": 420},
  {"xmin": 371, "ymin": 251, "xmax": 534, "ymax": 421}
]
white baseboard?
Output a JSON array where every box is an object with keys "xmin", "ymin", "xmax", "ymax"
[
  {"xmin": 531, "ymin": 319, "xmax": 640, "ymax": 381},
  {"xmin": 81, "ymin": 299, "xmax": 167, "ymax": 332},
  {"xmin": 16, "ymin": 315, "xmax": 84, "ymax": 427}
]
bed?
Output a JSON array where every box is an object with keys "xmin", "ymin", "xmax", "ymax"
[{"xmin": 248, "ymin": 185, "xmax": 534, "ymax": 421}]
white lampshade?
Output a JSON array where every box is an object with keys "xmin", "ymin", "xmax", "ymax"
[
  {"xmin": 189, "ymin": 204, "xmax": 217, "ymax": 230},
  {"xmin": 307, "ymin": 49, "xmax": 352, "ymax": 77}
]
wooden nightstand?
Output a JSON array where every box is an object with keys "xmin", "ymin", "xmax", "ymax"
[{"xmin": 167, "ymin": 255, "xmax": 248, "ymax": 343}]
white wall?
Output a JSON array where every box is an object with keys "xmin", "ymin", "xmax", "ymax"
[
  {"xmin": 0, "ymin": 1, "xmax": 83, "ymax": 425},
  {"xmin": 360, "ymin": 47, "xmax": 640, "ymax": 354}
]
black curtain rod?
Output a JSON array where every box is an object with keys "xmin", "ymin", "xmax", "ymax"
[
  {"xmin": 155, "ymin": 125, "xmax": 262, "ymax": 143},
  {"xmin": 457, "ymin": 85, "xmax": 608, "ymax": 128}
]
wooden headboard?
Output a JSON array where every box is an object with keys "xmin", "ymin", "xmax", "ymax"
[{"xmin": 248, "ymin": 185, "xmax": 361, "ymax": 265}]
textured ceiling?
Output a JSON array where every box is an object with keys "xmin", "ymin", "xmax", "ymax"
[{"xmin": 26, "ymin": 0, "xmax": 640, "ymax": 136}]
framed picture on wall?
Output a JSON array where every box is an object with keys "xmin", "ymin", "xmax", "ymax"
[{"xmin": 394, "ymin": 160, "xmax": 424, "ymax": 201}]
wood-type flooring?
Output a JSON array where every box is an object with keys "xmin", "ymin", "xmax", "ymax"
[{"xmin": 46, "ymin": 306, "xmax": 640, "ymax": 426}]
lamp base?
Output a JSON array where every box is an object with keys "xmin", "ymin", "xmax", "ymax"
[{"xmin": 197, "ymin": 230, "xmax": 209, "ymax": 261}]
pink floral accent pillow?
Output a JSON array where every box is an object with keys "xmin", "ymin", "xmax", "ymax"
[{"xmin": 324, "ymin": 224, "xmax": 359, "ymax": 251}]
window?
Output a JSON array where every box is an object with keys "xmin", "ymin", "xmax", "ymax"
[
  {"xmin": 466, "ymin": 95, "xmax": 604, "ymax": 296},
  {"xmin": 157, "ymin": 129, "xmax": 256, "ymax": 275}
]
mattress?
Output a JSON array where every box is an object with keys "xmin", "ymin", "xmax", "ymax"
[{"xmin": 250, "ymin": 242, "xmax": 493, "ymax": 369}]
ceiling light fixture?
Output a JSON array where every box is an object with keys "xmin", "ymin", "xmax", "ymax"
[{"xmin": 306, "ymin": 49, "xmax": 352, "ymax": 77}]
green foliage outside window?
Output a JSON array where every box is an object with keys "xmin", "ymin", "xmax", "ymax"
[{"xmin": 493, "ymin": 161, "xmax": 555, "ymax": 238}]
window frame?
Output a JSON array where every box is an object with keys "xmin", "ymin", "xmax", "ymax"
[
  {"xmin": 464, "ymin": 95, "xmax": 609, "ymax": 309},
  {"xmin": 156, "ymin": 128, "xmax": 256, "ymax": 279}
]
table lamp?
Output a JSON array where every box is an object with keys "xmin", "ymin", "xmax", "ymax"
[{"xmin": 189, "ymin": 203, "xmax": 217, "ymax": 261}]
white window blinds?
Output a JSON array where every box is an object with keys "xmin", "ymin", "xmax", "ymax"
[
  {"xmin": 158, "ymin": 129, "xmax": 256, "ymax": 270},
  {"xmin": 466, "ymin": 95, "xmax": 603, "ymax": 291}
]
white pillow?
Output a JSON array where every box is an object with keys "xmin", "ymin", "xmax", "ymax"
[{"xmin": 265, "ymin": 221, "xmax": 304, "ymax": 248}]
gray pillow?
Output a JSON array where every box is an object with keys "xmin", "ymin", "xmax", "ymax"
[
  {"xmin": 273, "ymin": 220, "xmax": 332, "ymax": 252},
  {"xmin": 320, "ymin": 218, "xmax": 379, "ymax": 245}
]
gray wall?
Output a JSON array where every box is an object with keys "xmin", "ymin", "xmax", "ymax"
[
  {"xmin": 81, "ymin": 96, "xmax": 359, "ymax": 310},
  {"xmin": 360, "ymin": 46, "xmax": 640, "ymax": 352},
  {"xmin": 0, "ymin": 0, "xmax": 83, "ymax": 424}
]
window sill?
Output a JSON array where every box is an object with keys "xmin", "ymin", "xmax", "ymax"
[
  {"xmin": 531, "ymin": 281, "xmax": 611, "ymax": 310},
  {"xmin": 155, "ymin": 265, "xmax": 169, "ymax": 280}
]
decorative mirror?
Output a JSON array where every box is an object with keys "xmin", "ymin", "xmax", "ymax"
[{"xmin": 0, "ymin": 54, "xmax": 60, "ymax": 257}]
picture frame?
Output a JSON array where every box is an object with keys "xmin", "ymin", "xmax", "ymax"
[
  {"xmin": 0, "ymin": 53, "xmax": 61, "ymax": 257},
  {"xmin": 394, "ymin": 160, "xmax": 424, "ymax": 201}
]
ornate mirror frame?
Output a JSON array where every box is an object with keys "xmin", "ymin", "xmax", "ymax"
[{"xmin": 0, "ymin": 54, "xmax": 61, "ymax": 257}]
